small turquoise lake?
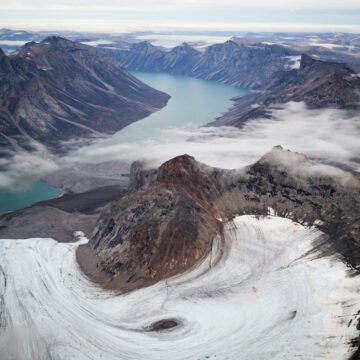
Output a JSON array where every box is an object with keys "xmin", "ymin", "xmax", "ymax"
[{"xmin": 0, "ymin": 180, "xmax": 62, "ymax": 213}]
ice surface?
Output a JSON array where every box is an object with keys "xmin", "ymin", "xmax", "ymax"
[{"xmin": 0, "ymin": 216, "xmax": 359, "ymax": 359}]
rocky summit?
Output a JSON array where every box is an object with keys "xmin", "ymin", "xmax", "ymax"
[
  {"xmin": 77, "ymin": 146, "xmax": 360, "ymax": 293},
  {"xmin": 0, "ymin": 37, "xmax": 169, "ymax": 156}
]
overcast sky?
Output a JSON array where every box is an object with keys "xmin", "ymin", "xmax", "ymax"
[{"xmin": 1, "ymin": 0, "xmax": 360, "ymax": 33}]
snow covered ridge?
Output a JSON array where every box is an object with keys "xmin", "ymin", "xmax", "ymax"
[{"xmin": 0, "ymin": 216, "xmax": 359, "ymax": 359}]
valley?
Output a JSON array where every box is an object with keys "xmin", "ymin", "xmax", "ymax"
[
  {"xmin": 0, "ymin": 71, "xmax": 246, "ymax": 213},
  {"xmin": 0, "ymin": 29, "xmax": 360, "ymax": 360}
]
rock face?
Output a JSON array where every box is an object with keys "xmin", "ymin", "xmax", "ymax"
[
  {"xmin": 0, "ymin": 37, "xmax": 170, "ymax": 156},
  {"xmin": 212, "ymin": 54, "xmax": 360, "ymax": 127},
  {"xmin": 77, "ymin": 147, "xmax": 360, "ymax": 293},
  {"xmin": 77, "ymin": 155, "xmax": 223, "ymax": 292},
  {"xmin": 100, "ymin": 40, "xmax": 299, "ymax": 89}
]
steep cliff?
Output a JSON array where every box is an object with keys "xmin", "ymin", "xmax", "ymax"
[
  {"xmin": 77, "ymin": 147, "xmax": 360, "ymax": 293},
  {"xmin": 0, "ymin": 37, "xmax": 170, "ymax": 156}
]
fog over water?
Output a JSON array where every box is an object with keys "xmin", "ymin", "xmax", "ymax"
[
  {"xmin": 1, "ymin": 72, "xmax": 360, "ymax": 194},
  {"xmin": 64, "ymin": 72, "xmax": 360, "ymax": 172},
  {"xmin": 65, "ymin": 101, "xmax": 360, "ymax": 172}
]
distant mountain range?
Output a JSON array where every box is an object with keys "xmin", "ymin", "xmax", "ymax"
[
  {"xmin": 100, "ymin": 39, "xmax": 360, "ymax": 128},
  {"xmin": 0, "ymin": 37, "xmax": 169, "ymax": 156},
  {"xmin": 101, "ymin": 40, "xmax": 300, "ymax": 89},
  {"xmin": 1, "ymin": 32, "xmax": 360, "ymax": 151}
]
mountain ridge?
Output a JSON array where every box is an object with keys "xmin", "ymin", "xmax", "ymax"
[
  {"xmin": 0, "ymin": 36, "xmax": 170, "ymax": 156},
  {"xmin": 212, "ymin": 53, "xmax": 360, "ymax": 127},
  {"xmin": 77, "ymin": 147, "xmax": 360, "ymax": 295},
  {"xmin": 100, "ymin": 40, "xmax": 300, "ymax": 89}
]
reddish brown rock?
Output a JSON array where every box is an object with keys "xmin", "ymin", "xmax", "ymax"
[{"xmin": 77, "ymin": 148, "xmax": 360, "ymax": 294}]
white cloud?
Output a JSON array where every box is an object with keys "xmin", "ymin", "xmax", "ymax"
[
  {"xmin": 2, "ymin": 0, "xmax": 359, "ymax": 33},
  {"xmin": 64, "ymin": 102, "xmax": 360, "ymax": 173},
  {"xmin": 1, "ymin": 0, "xmax": 360, "ymax": 11},
  {"xmin": 0, "ymin": 142, "xmax": 58, "ymax": 191},
  {"xmin": 2, "ymin": 102, "xmax": 359, "ymax": 191},
  {"xmin": 2, "ymin": 20, "xmax": 360, "ymax": 34}
]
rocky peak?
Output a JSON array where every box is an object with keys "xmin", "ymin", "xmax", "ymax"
[
  {"xmin": 170, "ymin": 43, "xmax": 199, "ymax": 55},
  {"xmin": 257, "ymin": 145, "xmax": 309, "ymax": 168},
  {"xmin": 41, "ymin": 36, "xmax": 82, "ymax": 48},
  {"xmin": 157, "ymin": 154, "xmax": 197, "ymax": 184},
  {"xmin": 0, "ymin": 49, "xmax": 13, "ymax": 75},
  {"xmin": 42, "ymin": 35, "xmax": 64, "ymax": 43},
  {"xmin": 181, "ymin": 42, "xmax": 196, "ymax": 50},
  {"xmin": 21, "ymin": 41, "xmax": 37, "ymax": 49},
  {"xmin": 77, "ymin": 148, "xmax": 360, "ymax": 293},
  {"xmin": 31, "ymin": 36, "xmax": 89, "ymax": 54},
  {"xmin": 157, "ymin": 154, "xmax": 224, "ymax": 207},
  {"xmin": 133, "ymin": 41, "xmax": 157, "ymax": 52},
  {"xmin": 224, "ymin": 39, "xmax": 240, "ymax": 50},
  {"xmin": 252, "ymin": 145, "xmax": 358, "ymax": 189}
]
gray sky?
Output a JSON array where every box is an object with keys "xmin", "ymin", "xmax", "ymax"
[{"xmin": 1, "ymin": 0, "xmax": 360, "ymax": 33}]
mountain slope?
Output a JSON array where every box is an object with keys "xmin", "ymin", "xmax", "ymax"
[
  {"xmin": 0, "ymin": 37, "xmax": 170, "ymax": 155},
  {"xmin": 77, "ymin": 147, "xmax": 360, "ymax": 294},
  {"xmin": 100, "ymin": 40, "xmax": 360, "ymax": 128},
  {"xmin": 100, "ymin": 40, "xmax": 299, "ymax": 89},
  {"xmin": 212, "ymin": 54, "xmax": 360, "ymax": 127}
]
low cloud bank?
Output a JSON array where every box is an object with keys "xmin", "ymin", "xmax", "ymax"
[
  {"xmin": 65, "ymin": 102, "xmax": 360, "ymax": 171},
  {"xmin": 1, "ymin": 102, "xmax": 360, "ymax": 191},
  {"xmin": 0, "ymin": 142, "xmax": 58, "ymax": 191}
]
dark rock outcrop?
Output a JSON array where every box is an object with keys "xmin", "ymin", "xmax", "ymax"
[
  {"xmin": 0, "ymin": 37, "xmax": 170, "ymax": 156},
  {"xmin": 77, "ymin": 147, "xmax": 360, "ymax": 293}
]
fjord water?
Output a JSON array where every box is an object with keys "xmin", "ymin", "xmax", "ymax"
[
  {"xmin": 0, "ymin": 180, "xmax": 62, "ymax": 213},
  {"xmin": 118, "ymin": 71, "xmax": 248, "ymax": 142},
  {"xmin": 0, "ymin": 72, "xmax": 247, "ymax": 213},
  {"xmin": 65, "ymin": 71, "xmax": 248, "ymax": 163}
]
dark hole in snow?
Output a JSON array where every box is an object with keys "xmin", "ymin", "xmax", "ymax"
[{"xmin": 147, "ymin": 319, "xmax": 180, "ymax": 332}]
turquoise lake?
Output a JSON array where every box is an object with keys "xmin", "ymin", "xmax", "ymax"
[
  {"xmin": 0, "ymin": 72, "xmax": 247, "ymax": 213},
  {"xmin": 0, "ymin": 180, "xmax": 62, "ymax": 213},
  {"xmin": 124, "ymin": 71, "xmax": 248, "ymax": 141},
  {"xmin": 67, "ymin": 72, "xmax": 248, "ymax": 153}
]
